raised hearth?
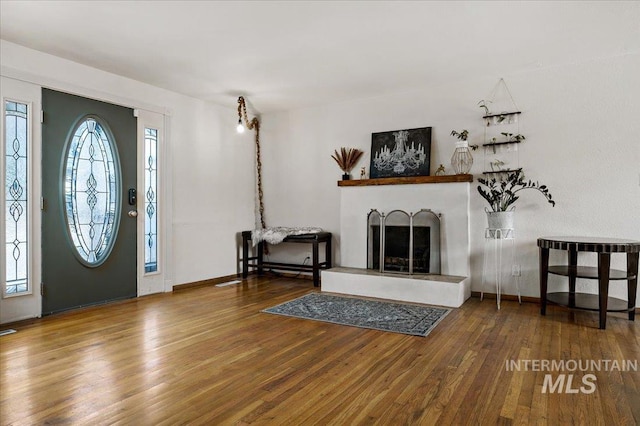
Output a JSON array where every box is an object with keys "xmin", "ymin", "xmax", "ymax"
[{"xmin": 322, "ymin": 267, "xmax": 470, "ymax": 308}]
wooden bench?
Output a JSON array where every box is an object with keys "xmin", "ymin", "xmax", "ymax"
[{"xmin": 241, "ymin": 230, "xmax": 332, "ymax": 287}]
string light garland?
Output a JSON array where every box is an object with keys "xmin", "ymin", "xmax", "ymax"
[{"xmin": 237, "ymin": 96, "xmax": 267, "ymax": 233}]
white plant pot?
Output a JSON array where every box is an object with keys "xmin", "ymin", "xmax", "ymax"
[{"xmin": 486, "ymin": 209, "xmax": 515, "ymax": 230}]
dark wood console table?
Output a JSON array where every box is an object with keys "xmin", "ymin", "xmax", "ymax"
[
  {"xmin": 241, "ymin": 231, "xmax": 332, "ymax": 287},
  {"xmin": 538, "ymin": 236, "xmax": 640, "ymax": 329}
]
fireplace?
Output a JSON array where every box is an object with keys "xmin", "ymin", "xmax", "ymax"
[
  {"xmin": 326, "ymin": 179, "xmax": 471, "ymax": 307},
  {"xmin": 367, "ymin": 209, "xmax": 441, "ymax": 274}
]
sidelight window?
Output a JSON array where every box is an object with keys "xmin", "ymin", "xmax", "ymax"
[
  {"xmin": 144, "ymin": 127, "xmax": 158, "ymax": 273},
  {"xmin": 3, "ymin": 101, "xmax": 29, "ymax": 295}
]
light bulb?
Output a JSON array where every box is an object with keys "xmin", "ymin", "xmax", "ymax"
[{"xmin": 236, "ymin": 119, "xmax": 245, "ymax": 133}]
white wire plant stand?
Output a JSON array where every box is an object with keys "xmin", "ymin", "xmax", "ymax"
[{"xmin": 481, "ymin": 227, "xmax": 521, "ymax": 310}]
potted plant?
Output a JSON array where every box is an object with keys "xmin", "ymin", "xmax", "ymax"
[
  {"xmin": 477, "ymin": 169, "xmax": 555, "ymax": 230},
  {"xmin": 331, "ymin": 147, "xmax": 364, "ymax": 180},
  {"xmin": 450, "ymin": 130, "xmax": 478, "ymax": 175},
  {"xmin": 451, "ymin": 129, "xmax": 469, "ymax": 141},
  {"xmin": 478, "ymin": 100, "xmax": 492, "ymax": 116},
  {"xmin": 500, "ymin": 132, "xmax": 526, "ymax": 143}
]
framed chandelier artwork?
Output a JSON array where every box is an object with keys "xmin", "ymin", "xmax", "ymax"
[{"xmin": 369, "ymin": 127, "xmax": 431, "ymax": 178}]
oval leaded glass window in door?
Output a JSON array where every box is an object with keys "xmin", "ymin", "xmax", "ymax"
[{"xmin": 63, "ymin": 116, "xmax": 121, "ymax": 267}]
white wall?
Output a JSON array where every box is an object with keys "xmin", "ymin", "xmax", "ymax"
[
  {"xmin": 170, "ymin": 100, "xmax": 256, "ymax": 284},
  {"xmin": 262, "ymin": 52, "xmax": 640, "ymax": 305},
  {"xmin": 1, "ymin": 41, "xmax": 255, "ymax": 322},
  {"xmin": 2, "ymin": 39, "xmax": 638, "ymax": 320}
]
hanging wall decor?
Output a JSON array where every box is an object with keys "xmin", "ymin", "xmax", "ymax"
[
  {"xmin": 369, "ymin": 127, "xmax": 431, "ymax": 178},
  {"xmin": 479, "ymin": 79, "xmax": 522, "ymax": 176},
  {"xmin": 237, "ymin": 96, "xmax": 266, "ymax": 232}
]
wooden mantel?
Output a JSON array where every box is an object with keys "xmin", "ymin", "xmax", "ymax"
[{"xmin": 337, "ymin": 174, "xmax": 473, "ymax": 187}]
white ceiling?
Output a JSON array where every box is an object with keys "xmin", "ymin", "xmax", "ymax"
[{"xmin": 1, "ymin": 1, "xmax": 638, "ymax": 113}]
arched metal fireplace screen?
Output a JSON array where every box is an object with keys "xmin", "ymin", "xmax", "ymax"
[{"xmin": 367, "ymin": 209, "xmax": 441, "ymax": 274}]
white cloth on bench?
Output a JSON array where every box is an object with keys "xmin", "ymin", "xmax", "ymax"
[{"xmin": 252, "ymin": 227, "xmax": 323, "ymax": 246}]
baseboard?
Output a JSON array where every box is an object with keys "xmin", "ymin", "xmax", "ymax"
[
  {"xmin": 261, "ymin": 270, "xmax": 314, "ymax": 281},
  {"xmin": 470, "ymin": 291, "xmax": 640, "ymax": 313},
  {"xmin": 172, "ymin": 270, "xmax": 315, "ymax": 292},
  {"xmin": 470, "ymin": 291, "xmax": 539, "ymax": 304},
  {"xmin": 173, "ymin": 274, "xmax": 240, "ymax": 291},
  {"xmin": 243, "ymin": 269, "xmax": 314, "ymax": 281}
]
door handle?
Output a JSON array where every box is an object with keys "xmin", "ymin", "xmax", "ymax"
[{"xmin": 128, "ymin": 210, "xmax": 138, "ymax": 218}]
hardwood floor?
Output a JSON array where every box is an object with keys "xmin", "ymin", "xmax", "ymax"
[{"xmin": 1, "ymin": 276, "xmax": 639, "ymax": 425}]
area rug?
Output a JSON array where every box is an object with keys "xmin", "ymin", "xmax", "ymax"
[{"xmin": 262, "ymin": 293, "xmax": 451, "ymax": 337}]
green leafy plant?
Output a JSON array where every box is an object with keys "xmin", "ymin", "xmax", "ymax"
[
  {"xmin": 451, "ymin": 130, "xmax": 478, "ymax": 150},
  {"xmin": 477, "ymin": 169, "xmax": 555, "ymax": 212},
  {"xmin": 490, "ymin": 159, "xmax": 505, "ymax": 172},
  {"xmin": 501, "ymin": 132, "xmax": 513, "ymax": 141},
  {"xmin": 478, "ymin": 100, "xmax": 492, "ymax": 115},
  {"xmin": 451, "ymin": 129, "xmax": 469, "ymax": 141},
  {"xmin": 500, "ymin": 132, "xmax": 526, "ymax": 143}
]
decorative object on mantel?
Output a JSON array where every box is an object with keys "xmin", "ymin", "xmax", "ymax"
[
  {"xmin": 434, "ymin": 164, "xmax": 446, "ymax": 176},
  {"xmin": 360, "ymin": 166, "xmax": 367, "ymax": 179},
  {"xmin": 262, "ymin": 293, "xmax": 451, "ymax": 337},
  {"xmin": 450, "ymin": 130, "xmax": 478, "ymax": 175},
  {"xmin": 480, "ymin": 78, "xmax": 522, "ymax": 175},
  {"xmin": 331, "ymin": 147, "xmax": 364, "ymax": 180},
  {"xmin": 251, "ymin": 226, "xmax": 323, "ymax": 246},
  {"xmin": 237, "ymin": 96, "xmax": 267, "ymax": 232},
  {"xmin": 370, "ymin": 127, "xmax": 431, "ymax": 178},
  {"xmin": 477, "ymin": 169, "xmax": 555, "ymax": 230}
]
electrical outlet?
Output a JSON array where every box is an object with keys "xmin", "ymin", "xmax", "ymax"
[{"xmin": 512, "ymin": 264, "xmax": 521, "ymax": 277}]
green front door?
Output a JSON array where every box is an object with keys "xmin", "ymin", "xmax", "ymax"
[{"xmin": 41, "ymin": 89, "xmax": 137, "ymax": 315}]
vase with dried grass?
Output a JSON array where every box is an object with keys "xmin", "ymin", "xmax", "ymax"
[{"xmin": 331, "ymin": 147, "xmax": 364, "ymax": 180}]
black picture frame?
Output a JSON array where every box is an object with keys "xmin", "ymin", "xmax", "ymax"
[{"xmin": 369, "ymin": 127, "xmax": 431, "ymax": 178}]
